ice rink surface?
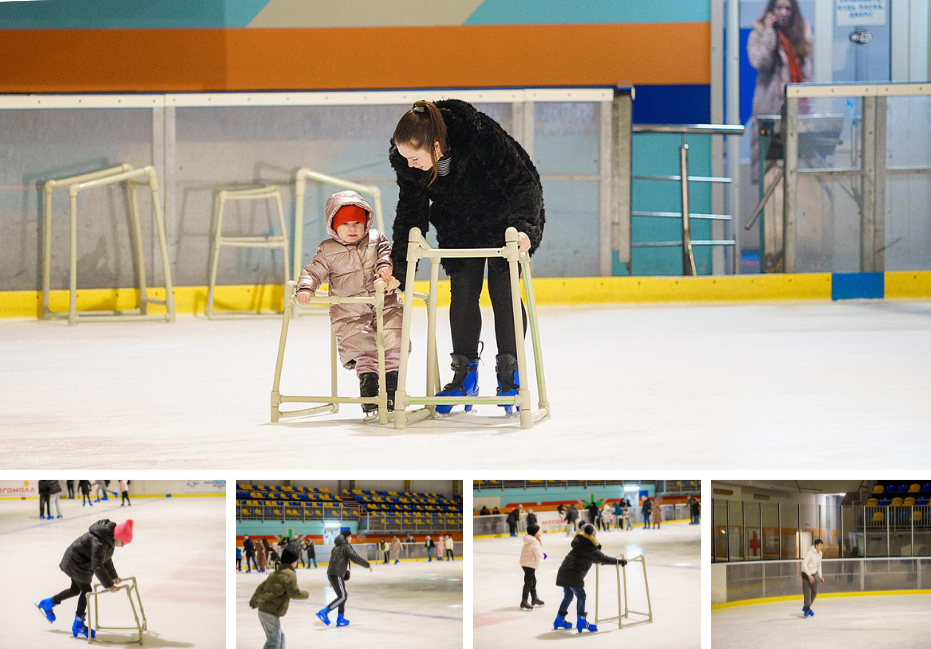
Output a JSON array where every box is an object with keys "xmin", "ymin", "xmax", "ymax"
[
  {"xmin": 236, "ymin": 555, "xmax": 462, "ymax": 649},
  {"xmin": 2, "ymin": 495, "xmax": 225, "ymax": 648},
  {"xmin": 473, "ymin": 521, "xmax": 700, "ymax": 649},
  {"xmin": 2, "ymin": 300, "xmax": 930, "ymax": 468},
  {"xmin": 712, "ymin": 594, "xmax": 931, "ymax": 649}
]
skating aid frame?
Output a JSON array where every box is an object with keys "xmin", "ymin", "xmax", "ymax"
[
  {"xmin": 595, "ymin": 554, "xmax": 654, "ymax": 629},
  {"xmin": 88, "ymin": 575, "xmax": 147, "ymax": 645}
]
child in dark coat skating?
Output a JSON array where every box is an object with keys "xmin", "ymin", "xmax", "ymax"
[
  {"xmin": 553, "ymin": 523, "xmax": 626, "ymax": 633},
  {"xmin": 36, "ymin": 519, "xmax": 133, "ymax": 639}
]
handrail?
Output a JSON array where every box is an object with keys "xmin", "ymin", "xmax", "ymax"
[
  {"xmin": 630, "ymin": 124, "xmax": 744, "ymax": 275},
  {"xmin": 633, "ymin": 124, "xmax": 745, "ymax": 135}
]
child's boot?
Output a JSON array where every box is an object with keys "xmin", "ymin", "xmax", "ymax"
[
  {"xmin": 495, "ymin": 353, "xmax": 520, "ymax": 416},
  {"xmin": 553, "ymin": 614, "xmax": 572, "ymax": 630},
  {"xmin": 359, "ymin": 372, "xmax": 379, "ymax": 418},
  {"xmin": 36, "ymin": 598, "xmax": 56, "ymax": 623},
  {"xmin": 336, "ymin": 614, "xmax": 350, "ymax": 627},
  {"xmin": 532, "ymin": 592, "xmax": 545, "ymax": 607},
  {"xmin": 434, "ymin": 354, "xmax": 479, "ymax": 414},
  {"xmin": 520, "ymin": 599, "xmax": 533, "ymax": 611},
  {"xmin": 316, "ymin": 607, "xmax": 331, "ymax": 626},
  {"xmin": 577, "ymin": 614, "xmax": 598, "ymax": 633},
  {"xmin": 72, "ymin": 615, "xmax": 95, "ymax": 639},
  {"xmin": 385, "ymin": 370, "xmax": 399, "ymax": 412},
  {"xmin": 40, "ymin": 514, "xmax": 46, "ymax": 519}
]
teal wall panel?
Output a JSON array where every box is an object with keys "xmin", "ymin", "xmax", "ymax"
[
  {"xmin": 465, "ymin": 0, "xmax": 711, "ymax": 25},
  {"xmin": 0, "ymin": 0, "xmax": 270, "ymax": 29}
]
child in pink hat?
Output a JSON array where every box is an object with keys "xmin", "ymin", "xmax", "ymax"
[{"xmin": 36, "ymin": 519, "xmax": 133, "ymax": 639}]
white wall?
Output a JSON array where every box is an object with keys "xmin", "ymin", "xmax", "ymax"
[{"xmin": 710, "ymin": 483, "xmax": 839, "ymax": 507}]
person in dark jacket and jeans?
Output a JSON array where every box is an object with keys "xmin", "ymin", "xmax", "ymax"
[
  {"xmin": 243, "ymin": 536, "xmax": 258, "ymax": 573},
  {"xmin": 250, "ymin": 546, "xmax": 309, "ymax": 649},
  {"xmin": 506, "ymin": 506, "xmax": 521, "ymax": 537},
  {"xmin": 317, "ymin": 530, "xmax": 372, "ymax": 627},
  {"xmin": 78, "ymin": 480, "xmax": 93, "ymax": 507},
  {"xmin": 641, "ymin": 498, "xmax": 653, "ymax": 529},
  {"xmin": 565, "ymin": 504, "xmax": 580, "ymax": 537},
  {"xmin": 36, "ymin": 519, "xmax": 133, "ymax": 639},
  {"xmin": 390, "ymin": 99, "xmax": 545, "ymax": 416},
  {"xmin": 38, "ymin": 480, "xmax": 51, "ymax": 519},
  {"xmin": 553, "ymin": 523, "xmax": 625, "ymax": 633}
]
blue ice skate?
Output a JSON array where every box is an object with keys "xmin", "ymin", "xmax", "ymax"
[
  {"xmin": 394, "ymin": 559, "xmax": 399, "ymax": 565},
  {"xmin": 807, "ymin": 607, "xmax": 814, "ymax": 616},
  {"xmin": 336, "ymin": 614, "xmax": 350, "ymax": 627},
  {"xmin": 495, "ymin": 353, "xmax": 520, "ymax": 416},
  {"xmin": 40, "ymin": 514, "xmax": 46, "ymax": 519},
  {"xmin": 72, "ymin": 615, "xmax": 95, "ymax": 639},
  {"xmin": 434, "ymin": 354, "xmax": 479, "ymax": 415},
  {"xmin": 577, "ymin": 615, "xmax": 597, "ymax": 633},
  {"xmin": 553, "ymin": 614, "xmax": 572, "ymax": 630},
  {"xmin": 316, "ymin": 607, "xmax": 331, "ymax": 626},
  {"xmin": 36, "ymin": 598, "xmax": 56, "ymax": 623}
]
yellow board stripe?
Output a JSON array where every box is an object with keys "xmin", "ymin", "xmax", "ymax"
[
  {"xmin": 3, "ymin": 271, "xmax": 930, "ymax": 319},
  {"xmin": 711, "ymin": 589, "xmax": 931, "ymax": 611}
]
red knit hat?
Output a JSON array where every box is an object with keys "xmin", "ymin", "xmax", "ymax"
[
  {"xmin": 332, "ymin": 204, "xmax": 368, "ymax": 230},
  {"xmin": 114, "ymin": 519, "xmax": 133, "ymax": 544}
]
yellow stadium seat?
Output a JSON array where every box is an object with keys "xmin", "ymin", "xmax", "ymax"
[
  {"xmin": 872, "ymin": 485, "xmax": 885, "ymax": 494},
  {"xmin": 909, "ymin": 484, "xmax": 921, "ymax": 493}
]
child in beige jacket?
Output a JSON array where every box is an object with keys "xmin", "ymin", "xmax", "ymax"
[
  {"xmin": 519, "ymin": 524, "xmax": 546, "ymax": 611},
  {"xmin": 296, "ymin": 191, "xmax": 403, "ymax": 417}
]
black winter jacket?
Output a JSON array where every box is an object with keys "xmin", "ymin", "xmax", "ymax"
[
  {"xmin": 59, "ymin": 520, "xmax": 119, "ymax": 588},
  {"xmin": 48, "ymin": 480, "xmax": 62, "ymax": 496},
  {"xmin": 79, "ymin": 480, "xmax": 91, "ymax": 495},
  {"xmin": 243, "ymin": 538, "xmax": 255, "ymax": 555},
  {"xmin": 555, "ymin": 531, "xmax": 620, "ymax": 589},
  {"xmin": 326, "ymin": 535, "xmax": 370, "ymax": 577},
  {"xmin": 389, "ymin": 99, "xmax": 545, "ymax": 288},
  {"xmin": 527, "ymin": 513, "xmax": 537, "ymax": 527},
  {"xmin": 305, "ymin": 541, "xmax": 315, "ymax": 559},
  {"xmin": 506, "ymin": 509, "xmax": 520, "ymax": 525},
  {"xmin": 38, "ymin": 481, "xmax": 52, "ymax": 496}
]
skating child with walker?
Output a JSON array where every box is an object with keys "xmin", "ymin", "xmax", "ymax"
[
  {"xmin": 249, "ymin": 546, "xmax": 309, "ymax": 649},
  {"xmin": 317, "ymin": 529, "xmax": 372, "ymax": 627},
  {"xmin": 553, "ymin": 523, "xmax": 626, "ymax": 633},
  {"xmin": 36, "ymin": 519, "xmax": 134, "ymax": 639},
  {"xmin": 519, "ymin": 523, "xmax": 546, "ymax": 611},
  {"xmin": 296, "ymin": 190, "xmax": 403, "ymax": 419}
]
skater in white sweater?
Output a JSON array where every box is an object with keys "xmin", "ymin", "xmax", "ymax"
[
  {"xmin": 519, "ymin": 524, "xmax": 546, "ymax": 611},
  {"xmin": 800, "ymin": 539, "xmax": 824, "ymax": 617}
]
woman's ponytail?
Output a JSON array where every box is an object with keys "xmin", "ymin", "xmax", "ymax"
[{"xmin": 393, "ymin": 100, "xmax": 449, "ymax": 185}]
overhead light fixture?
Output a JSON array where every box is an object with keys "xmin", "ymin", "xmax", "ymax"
[
  {"xmin": 623, "ymin": 484, "xmax": 640, "ymax": 492},
  {"xmin": 324, "ymin": 521, "xmax": 341, "ymax": 528},
  {"xmin": 753, "ymin": 494, "xmax": 770, "ymax": 501}
]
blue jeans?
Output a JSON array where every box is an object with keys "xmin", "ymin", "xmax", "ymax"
[
  {"xmin": 427, "ymin": 547, "xmax": 434, "ymax": 561},
  {"xmin": 558, "ymin": 586, "xmax": 586, "ymax": 617},
  {"xmin": 643, "ymin": 514, "xmax": 651, "ymax": 527},
  {"xmin": 310, "ymin": 558, "xmax": 317, "ymax": 568},
  {"xmin": 258, "ymin": 610, "xmax": 284, "ymax": 649},
  {"xmin": 693, "ymin": 514, "xmax": 700, "ymax": 525},
  {"xmin": 246, "ymin": 554, "xmax": 258, "ymax": 570}
]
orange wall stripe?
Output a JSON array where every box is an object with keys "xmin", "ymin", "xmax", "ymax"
[{"xmin": 0, "ymin": 23, "xmax": 709, "ymax": 92}]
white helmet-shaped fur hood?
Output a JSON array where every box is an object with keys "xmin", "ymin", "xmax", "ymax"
[{"xmin": 325, "ymin": 190, "xmax": 375, "ymax": 241}]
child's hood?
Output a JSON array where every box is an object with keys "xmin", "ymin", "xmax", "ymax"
[
  {"xmin": 523, "ymin": 534, "xmax": 540, "ymax": 546},
  {"xmin": 325, "ymin": 190, "xmax": 375, "ymax": 242},
  {"xmin": 89, "ymin": 520, "xmax": 116, "ymax": 545}
]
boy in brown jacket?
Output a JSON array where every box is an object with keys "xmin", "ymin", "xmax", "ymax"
[
  {"xmin": 249, "ymin": 547, "xmax": 308, "ymax": 649},
  {"xmin": 296, "ymin": 190, "xmax": 403, "ymax": 418}
]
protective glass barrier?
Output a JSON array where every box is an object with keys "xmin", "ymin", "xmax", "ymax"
[
  {"xmin": 781, "ymin": 505, "xmax": 800, "ymax": 559},
  {"xmin": 744, "ymin": 502, "xmax": 762, "ymax": 561},
  {"xmin": 473, "ymin": 513, "xmax": 527, "ymax": 537},
  {"xmin": 714, "ymin": 500, "xmax": 728, "ymax": 562},
  {"xmin": 728, "ymin": 500, "xmax": 744, "ymax": 561},
  {"xmin": 761, "ymin": 503, "xmax": 780, "ymax": 560}
]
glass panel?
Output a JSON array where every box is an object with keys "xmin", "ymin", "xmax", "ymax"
[
  {"xmin": 728, "ymin": 500, "xmax": 745, "ymax": 561},
  {"xmin": 914, "ymin": 505, "xmax": 931, "ymax": 556},
  {"xmin": 832, "ymin": 9, "xmax": 891, "ymax": 83},
  {"xmin": 761, "ymin": 502, "xmax": 780, "ymax": 560},
  {"xmin": 842, "ymin": 506, "xmax": 864, "ymax": 557},
  {"xmin": 822, "ymin": 505, "xmax": 840, "ymax": 558},
  {"xmin": 864, "ymin": 558, "xmax": 918, "ymax": 591},
  {"xmin": 782, "ymin": 504, "xmax": 800, "ymax": 559},
  {"xmin": 799, "ymin": 503, "xmax": 818, "ymax": 557},
  {"xmin": 865, "ymin": 505, "xmax": 889, "ymax": 557},
  {"xmin": 725, "ymin": 562, "xmax": 763, "ymax": 602},
  {"xmin": 884, "ymin": 95, "xmax": 931, "ymax": 271},
  {"xmin": 714, "ymin": 499, "xmax": 729, "ymax": 562},
  {"xmin": 744, "ymin": 501, "xmax": 762, "ymax": 561}
]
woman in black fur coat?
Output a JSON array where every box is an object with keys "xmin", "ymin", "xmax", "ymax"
[{"xmin": 389, "ymin": 99, "xmax": 545, "ymax": 413}]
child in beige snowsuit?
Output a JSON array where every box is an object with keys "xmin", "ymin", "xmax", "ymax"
[{"xmin": 296, "ymin": 190, "xmax": 403, "ymax": 415}]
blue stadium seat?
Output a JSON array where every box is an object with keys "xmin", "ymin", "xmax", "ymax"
[
  {"xmin": 896, "ymin": 484, "xmax": 908, "ymax": 494},
  {"xmin": 878, "ymin": 498, "xmax": 892, "ymax": 507}
]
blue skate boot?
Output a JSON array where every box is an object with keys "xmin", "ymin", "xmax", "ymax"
[
  {"xmin": 316, "ymin": 607, "xmax": 331, "ymax": 626},
  {"xmin": 40, "ymin": 514, "xmax": 46, "ymax": 519},
  {"xmin": 434, "ymin": 353, "xmax": 479, "ymax": 415},
  {"xmin": 495, "ymin": 353, "xmax": 520, "ymax": 416},
  {"xmin": 72, "ymin": 615, "xmax": 95, "ymax": 639},
  {"xmin": 36, "ymin": 598, "xmax": 56, "ymax": 623},
  {"xmin": 336, "ymin": 614, "xmax": 350, "ymax": 627},
  {"xmin": 553, "ymin": 614, "xmax": 572, "ymax": 630},
  {"xmin": 577, "ymin": 614, "xmax": 598, "ymax": 633},
  {"xmin": 807, "ymin": 607, "xmax": 814, "ymax": 616}
]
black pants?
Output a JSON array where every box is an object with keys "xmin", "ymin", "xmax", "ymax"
[
  {"xmin": 507, "ymin": 521, "xmax": 517, "ymax": 535},
  {"xmin": 236, "ymin": 558, "xmax": 242, "ymax": 570},
  {"xmin": 67, "ymin": 482, "xmax": 75, "ymax": 498},
  {"xmin": 82, "ymin": 492, "xmax": 91, "ymax": 505},
  {"xmin": 53, "ymin": 579, "xmax": 93, "ymax": 617},
  {"xmin": 327, "ymin": 574, "xmax": 348, "ymax": 615},
  {"xmin": 446, "ymin": 549, "xmax": 454, "ymax": 560},
  {"xmin": 122, "ymin": 491, "xmax": 131, "ymax": 505},
  {"xmin": 449, "ymin": 258, "xmax": 527, "ymax": 358},
  {"xmin": 522, "ymin": 566, "xmax": 537, "ymax": 602},
  {"xmin": 39, "ymin": 494, "xmax": 49, "ymax": 517}
]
